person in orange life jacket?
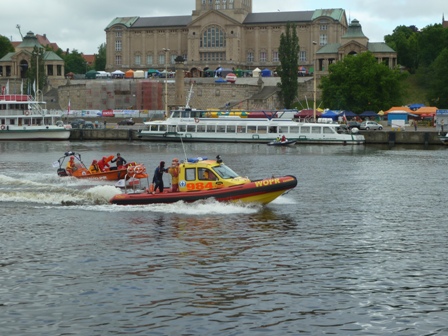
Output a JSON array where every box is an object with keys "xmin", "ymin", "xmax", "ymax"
[
  {"xmin": 111, "ymin": 153, "xmax": 127, "ymax": 170},
  {"xmin": 89, "ymin": 160, "xmax": 101, "ymax": 174},
  {"xmin": 152, "ymin": 161, "xmax": 168, "ymax": 194},
  {"xmin": 168, "ymin": 158, "xmax": 180, "ymax": 192},
  {"xmin": 97, "ymin": 156, "xmax": 110, "ymax": 172},
  {"xmin": 66, "ymin": 156, "xmax": 76, "ymax": 175}
]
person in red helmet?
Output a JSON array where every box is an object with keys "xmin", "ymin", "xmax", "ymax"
[
  {"xmin": 66, "ymin": 156, "xmax": 77, "ymax": 176},
  {"xmin": 97, "ymin": 156, "xmax": 110, "ymax": 172}
]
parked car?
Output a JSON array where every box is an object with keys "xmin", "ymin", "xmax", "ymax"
[
  {"xmin": 70, "ymin": 119, "xmax": 94, "ymax": 129},
  {"xmin": 118, "ymin": 118, "xmax": 135, "ymax": 125},
  {"xmin": 360, "ymin": 121, "xmax": 383, "ymax": 130},
  {"xmin": 347, "ymin": 121, "xmax": 361, "ymax": 129}
]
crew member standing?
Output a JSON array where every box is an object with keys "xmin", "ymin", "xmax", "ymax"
[
  {"xmin": 152, "ymin": 161, "xmax": 168, "ymax": 194},
  {"xmin": 168, "ymin": 158, "xmax": 180, "ymax": 192},
  {"xmin": 111, "ymin": 153, "xmax": 127, "ymax": 170}
]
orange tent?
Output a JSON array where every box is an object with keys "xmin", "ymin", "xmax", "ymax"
[
  {"xmin": 384, "ymin": 106, "xmax": 413, "ymax": 115},
  {"xmin": 125, "ymin": 69, "xmax": 134, "ymax": 79},
  {"xmin": 411, "ymin": 106, "xmax": 437, "ymax": 116}
]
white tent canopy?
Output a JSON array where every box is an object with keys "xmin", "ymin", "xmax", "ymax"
[{"xmin": 252, "ymin": 67, "xmax": 261, "ymax": 78}]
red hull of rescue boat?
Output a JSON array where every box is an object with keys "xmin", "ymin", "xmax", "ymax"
[
  {"xmin": 73, "ymin": 169, "xmax": 129, "ymax": 181},
  {"xmin": 110, "ymin": 175, "xmax": 297, "ymax": 205}
]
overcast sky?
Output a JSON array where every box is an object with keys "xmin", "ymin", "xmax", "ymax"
[{"xmin": 1, "ymin": 0, "xmax": 446, "ymax": 54}]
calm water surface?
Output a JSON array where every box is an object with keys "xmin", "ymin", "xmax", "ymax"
[{"xmin": 1, "ymin": 141, "xmax": 447, "ymax": 335}]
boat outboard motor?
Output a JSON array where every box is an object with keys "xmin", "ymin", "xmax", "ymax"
[{"xmin": 57, "ymin": 168, "xmax": 68, "ymax": 177}]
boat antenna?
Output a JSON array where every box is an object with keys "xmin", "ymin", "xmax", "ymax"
[
  {"xmin": 176, "ymin": 124, "xmax": 188, "ymax": 163},
  {"xmin": 185, "ymin": 81, "xmax": 194, "ymax": 109}
]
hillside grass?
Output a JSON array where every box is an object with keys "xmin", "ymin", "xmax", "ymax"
[{"xmin": 402, "ymin": 74, "xmax": 429, "ymax": 106}]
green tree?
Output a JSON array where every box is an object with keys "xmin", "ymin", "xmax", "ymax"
[
  {"xmin": 385, "ymin": 25, "xmax": 419, "ymax": 73},
  {"xmin": 0, "ymin": 35, "xmax": 15, "ymax": 59},
  {"xmin": 320, "ymin": 52, "xmax": 406, "ymax": 114},
  {"xmin": 63, "ymin": 49, "xmax": 88, "ymax": 74},
  {"xmin": 25, "ymin": 46, "xmax": 46, "ymax": 96},
  {"xmin": 426, "ymin": 48, "xmax": 448, "ymax": 108},
  {"xmin": 94, "ymin": 43, "xmax": 106, "ymax": 71},
  {"xmin": 417, "ymin": 24, "xmax": 448, "ymax": 67},
  {"xmin": 277, "ymin": 22, "xmax": 299, "ymax": 109}
]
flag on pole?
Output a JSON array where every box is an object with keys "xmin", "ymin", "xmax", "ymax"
[
  {"xmin": 32, "ymin": 81, "xmax": 36, "ymax": 95},
  {"xmin": 20, "ymin": 80, "xmax": 23, "ymax": 95},
  {"xmin": 67, "ymin": 99, "xmax": 71, "ymax": 115},
  {"xmin": 343, "ymin": 112, "xmax": 347, "ymax": 123},
  {"xmin": 6, "ymin": 80, "xmax": 9, "ymax": 95}
]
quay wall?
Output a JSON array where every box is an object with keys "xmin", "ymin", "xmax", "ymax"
[{"xmin": 69, "ymin": 129, "xmax": 443, "ymax": 146}]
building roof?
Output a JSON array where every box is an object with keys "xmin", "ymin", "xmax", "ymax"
[
  {"xmin": 132, "ymin": 15, "xmax": 191, "ymax": 28},
  {"xmin": 36, "ymin": 34, "xmax": 60, "ymax": 50},
  {"xmin": 83, "ymin": 54, "xmax": 95, "ymax": 64},
  {"xmin": 244, "ymin": 11, "xmax": 314, "ymax": 24},
  {"xmin": 16, "ymin": 31, "xmax": 43, "ymax": 49},
  {"xmin": 311, "ymin": 8, "xmax": 345, "ymax": 21},
  {"xmin": 106, "ymin": 17, "xmax": 139, "ymax": 29},
  {"xmin": 317, "ymin": 42, "xmax": 395, "ymax": 54},
  {"xmin": 43, "ymin": 51, "xmax": 63, "ymax": 61},
  {"xmin": 317, "ymin": 43, "xmax": 340, "ymax": 54},
  {"xmin": 368, "ymin": 42, "xmax": 395, "ymax": 53},
  {"xmin": 0, "ymin": 52, "xmax": 15, "ymax": 62},
  {"xmin": 107, "ymin": 9, "xmax": 345, "ymax": 30},
  {"xmin": 342, "ymin": 19, "xmax": 367, "ymax": 39}
]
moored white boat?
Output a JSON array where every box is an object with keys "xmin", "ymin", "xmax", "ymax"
[
  {"xmin": 0, "ymin": 94, "xmax": 71, "ymax": 140},
  {"xmin": 138, "ymin": 109, "xmax": 365, "ymax": 145},
  {"xmin": 438, "ymin": 134, "xmax": 448, "ymax": 145}
]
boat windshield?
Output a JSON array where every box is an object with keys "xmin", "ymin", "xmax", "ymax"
[{"xmin": 213, "ymin": 164, "xmax": 240, "ymax": 179}]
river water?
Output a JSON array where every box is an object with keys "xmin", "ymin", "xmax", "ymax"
[{"xmin": 1, "ymin": 141, "xmax": 447, "ymax": 336}]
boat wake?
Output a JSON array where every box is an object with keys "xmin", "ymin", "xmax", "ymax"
[
  {"xmin": 0, "ymin": 174, "xmax": 120, "ymax": 206},
  {"xmin": 0, "ymin": 174, "xmax": 263, "ymax": 214}
]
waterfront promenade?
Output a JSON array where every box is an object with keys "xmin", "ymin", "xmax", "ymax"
[{"xmin": 68, "ymin": 122, "xmax": 444, "ymax": 146}]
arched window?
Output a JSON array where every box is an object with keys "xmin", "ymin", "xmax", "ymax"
[{"xmin": 201, "ymin": 26, "xmax": 226, "ymax": 48}]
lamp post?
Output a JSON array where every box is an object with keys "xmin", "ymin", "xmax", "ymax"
[
  {"xmin": 312, "ymin": 41, "xmax": 317, "ymax": 122},
  {"xmin": 33, "ymin": 47, "xmax": 43, "ymax": 100},
  {"xmin": 163, "ymin": 48, "xmax": 170, "ymax": 117}
]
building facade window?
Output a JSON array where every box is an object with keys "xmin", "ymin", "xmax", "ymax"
[
  {"xmin": 47, "ymin": 64, "xmax": 54, "ymax": 76},
  {"xmin": 57, "ymin": 65, "xmax": 62, "ymax": 76},
  {"xmin": 159, "ymin": 54, "xmax": 165, "ymax": 65},
  {"xmin": 115, "ymin": 31, "xmax": 122, "ymax": 38},
  {"xmin": 147, "ymin": 55, "xmax": 153, "ymax": 65},
  {"xmin": 200, "ymin": 52, "xmax": 225, "ymax": 61},
  {"xmin": 201, "ymin": 26, "xmax": 226, "ymax": 48},
  {"xmin": 272, "ymin": 51, "xmax": 279, "ymax": 62},
  {"xmin": 229, "ymin": 0, "xmax": 234, "ymax": 9},
  {"xmin": 115, "ymin": 55, "xmax": 122, "ymax": 65},
  {"xmin": 299, "ymin": 51, "xmax": 307, "ymax": 62},
  {"xmin": 319, "ymin": 34, "xmax": 328, "ymax": 46},
  {"xmin": 115, "ymin": 40, "xmax": 122, "ymax": 52},
  {"xmin": 134, "ymin": 55, "xmax": 141, "ymax": 65},
  {"xmin": 320, "ymin": 25, "xmax": 327, "ymax": 31},
  {"xmin": 260, "ymin": 51, "xmax": 267, "ymax": 62},
  {"xmin": 247, "ymin": 52, "xmax": 254, "ymax": 63}
]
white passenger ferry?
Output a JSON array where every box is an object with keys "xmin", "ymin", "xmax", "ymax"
[
  {"xmin": 138, "ymin": 109, "xmax": 365, "ymax": 145},
  {"xmin": 0, "ymin": 94, "xmax": 70, "ymax": 140}
]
